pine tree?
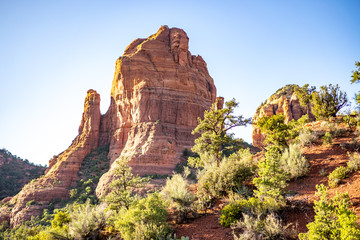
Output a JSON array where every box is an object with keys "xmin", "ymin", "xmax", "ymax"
[
  {"xmin": 104, "ymin": 157, "xmax": 148, "ymax": 210},
  {"xmin": 312, "ymin": 84, "xmax": 348, "ymax": 119},
  {"xmin": 351, "ymin": 61, "xmax": 360, "ymax": 104},
  {"xmin": 253, "ymin": 147, "xmax": 289, "ymax": 202},
  {"xmin": 190, "ymin": 98, "xmax": 251, "ymax": 167}
]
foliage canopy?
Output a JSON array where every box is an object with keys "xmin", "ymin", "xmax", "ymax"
[
  {"xmin": 190, "ymin": 98, "xmax": 251, "ymax": 167},
  {"xmin": 350, "ymin": 61, "xmax": 360, "ymax": 104},
  {"xmin": 299, "ymin": 184, "xmax": 360, "ymax": 240},
  {"xmin": 312, "ymin": 84, "xmax": 348, "ymax": 119}
]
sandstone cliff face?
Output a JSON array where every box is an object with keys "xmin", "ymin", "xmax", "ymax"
[
  {"xmin": 0, "ymin": 26, "xmax": 217, "ymax": 226},
  {"xmin": 252, "ymin": 85, "xmax": 314, "ymax": 148},
  {"xmin": 96, "ymin": 26, "xmax": 216, "ymax": 197},
  {"xmin": 2, "ymin": 90, "xmax": 101, "ymax": 227}
]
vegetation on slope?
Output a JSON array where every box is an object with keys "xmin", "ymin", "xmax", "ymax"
[
  {"xmin": 0, "ymin": 149, "xmax": 46, "ymax": 200},
  {"xmin": 2, "ymin": 61, "xmax": 360, "ymax": 239},
  {"xmin": 68, "ymin": 144, "xmax": 110, "ymax": 205}
]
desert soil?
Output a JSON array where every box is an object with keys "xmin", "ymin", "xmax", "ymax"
[{"xmin": 174, "ymin": 132, "xmax": 360, "ymax": 239}]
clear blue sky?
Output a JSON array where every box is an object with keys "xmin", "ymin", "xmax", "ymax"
[{"xmin": 1, "ymin": 0, "xmax": 359, "ymax": 166}]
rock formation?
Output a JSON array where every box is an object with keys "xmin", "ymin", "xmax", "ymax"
[
  {"xmin": 252, "ymin": 85, "xmax": 314, "ymax": 148},
  {"xmin": 0, "ymin": 26, "xmax": 217, "ymax": 226},
  {"xmin": 0, "ymin": 90, "xmax": 101, "ymax": 227},
  {"xmin": 96, "ymin": 25, "xmax": 216, "ymax": 197}
]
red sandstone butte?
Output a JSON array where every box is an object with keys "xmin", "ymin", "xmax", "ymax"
[
  {"xmin": 0, "ymin": 26, "xmax": 218, "ymax": 225},
  {"xmin": 96, "ymin": 25, "xmax": 217, "ymax": 197}
]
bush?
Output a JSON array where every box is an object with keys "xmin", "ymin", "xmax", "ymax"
[
  {"xmin": 220, "ymin": 197, "xmax": 285, "ymax": 228},
  {"xmin": 328, "ymin": 166, "xmax": 348, "ymax": 188},
  {"xmin": 347, "ymin": 152, "xmax": 360, "ymax": 172},
  {"xmin": 161, "ymin": 169, "xmax": 195, "ymax": 223},
  {"xmin": 1, "ymin": 218, "xmax": 45, "ymax": 240},
  {"xmin": 322, "ymin": 132, "xmax": 333, "ymax": 145},
  {"xmin": 280, "ymin": 143, "xmax": 309, "ymax": 179},
  {"xmin": 197, "ymin": 149, "xmax": 254, "ymax": 200},
  {"xmin": 68, "ymin": 201, "xmax": 112, "ymax": 239},
  {"xmin": 232, "ymin": 213, "xmax": 289, "ymax": 240},
  {"xmin": 168, "ymin": 234, "xmax": 190, "ymax": 240},
  {"xmin": 299, "ymin": 184, "xmax": 360, "ymax": 240},
  {"xmin": 220, "ymin": 201, "xmax": 245, "ymax": 227},
  {"xmin": 328, "ymin": 153, "xmax": 360, "ymax": 188},
  {"xmin": 253, "ymin": 147, "xmax": 289, "ymax": 202},
  {"xmin": 256, "ymin": 114, "xmax": 295, "ymax": 149},
  {"xmin": 174, "ymin": 160, "xmax": 197, "ymax": 180},
  {"xmin": 113, "ymin": 193, "xmax": 170, "ymax": 240},
  {"xmin": 47, "ymin": 209, "xmax": 71, "ymax": 238},
  {"xmin": 26, "ymin": 200, "xmax": 35, "ymax": 207},
  {"xmin": 105, "ymin": 157, "xmax": 148, "ymax": 210},
  {"xmin": 312, "ymin": 84, "xmax": 348, "ymax": 120},
  {"xmin": 296, "ymin": 128, "xmax": 317, "ymax": 147}
]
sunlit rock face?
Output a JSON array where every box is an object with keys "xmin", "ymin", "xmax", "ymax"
[
  {"xmin": 4, "ymin": 90, "xmax": 101, "ymax": 227},
  {"xmin": 0, "ymin": 26, "xmax": 218, "ymax": 226},
  {"xmin": 96, "ymin": 26, "xmax": 217, "ymax": 197},
  {"xmin": 252, "ymin": 85, "xmax": 314, "ymax": 148}
]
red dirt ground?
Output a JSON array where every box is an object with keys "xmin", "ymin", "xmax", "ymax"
[
  {"xmin": 174, "ymin": 127, "xmax": 360, "ymax": 239},
  {"xmin": 285, "ymin": 132, "xmax": 360, "ymax": 233},
  {"xmin": 174, "ymin": 201, "xmax": 233, "ymax": 240}
]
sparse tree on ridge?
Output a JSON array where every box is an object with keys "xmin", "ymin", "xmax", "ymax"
[
  {"xmin": 350, "ymin": 61, "xmax": 360, "ymax": 104},
  {"xmin": 295, "ymin": 84, "xmax": 316, "ymax": 116},
  {"xmin": 190, "ymin": 98, "xmax": 251, "ymax": 167},
  {"xmin": 311, "ymin": 84, "xmax": 348, "ymax": 119}
]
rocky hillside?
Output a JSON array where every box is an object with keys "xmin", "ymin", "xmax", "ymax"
[
  {"xmin": 173, "ymin": 120, "xmax": 360, "ymax": 239},
  {"xmin": 0, "ymin": 149, "xmax": 45, "ymax": 200},
  {"xmin": 0, "ymin": 25, "xmax": 217, "ymax": 227},
  {"xmin": 252, "ymin": 84, "xmax": 315, "ymax": 148}
]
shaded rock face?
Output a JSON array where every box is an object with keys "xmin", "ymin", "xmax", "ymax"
[
  {"xmin": 96, "ymin": 26, "xmax": 216, "ymax": 197},
  {"xmin": 3, "ymin": 90, "xmax": 101, "ymax": 227},
  {"xmin": 1, "ymin": 26, "xmax": 217, "ymax": 226},
  {"xmin": 252, "ymin": 85, "xmax": 314, "ymax": 148}
]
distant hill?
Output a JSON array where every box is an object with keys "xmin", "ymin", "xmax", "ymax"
[{"xmin": 0, "ymin": 149, "xmax": 46, "ymax": 200}]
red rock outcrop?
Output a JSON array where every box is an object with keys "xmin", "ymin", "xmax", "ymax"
[
  {"xmin": 252, "ymin": 85, "xmax": 314, "ymax": 148},
  {"xmin": 0, "ymin": 26, "xmax": 217, "ymax": 225},
  {"xmin": 2, "ymin": 90, "xmax": 101, "ymax": 227},
  {"xmin": 96, "ymin": 26, "xmax": 216, "ymax": 197}
]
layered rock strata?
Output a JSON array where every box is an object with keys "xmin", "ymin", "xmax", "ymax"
[
  {"xmin": 0, "ymin": 90, "xmax": 101, "ymax": 227},
  {"xmin": 252, "ymin": 85, "xmax": 314, "ymax": 148},
  {"xmin": 1, "ymin": 26, "xmax": 217, "ymax": 225},
  {"xmin": 96, "ymin": 25, "xmax": 216, "ymax": 197}
]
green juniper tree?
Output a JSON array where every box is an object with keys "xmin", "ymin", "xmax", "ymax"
[
  {"xmin": 104, "ymin": 157, "xmax": 148, "ymax": 210},
  {"xmin": 351, "ymin": 61, "xmax": 360, "ymax": 104},
  {"xmin": 253, "ymin": 146, "xmax": 289, "ymax": 203},
  {"xmin": 312, "ymin": 84, "xmax": 348, "ymax": 119},
  {"xmin": 299, "ymin": 184, "xmax": 360, "ymax": 240},
  {"xmin": 295, "ymin": 84, "xmax": 316, "ymax": 116},
  {"xmin": 190, "ymin": 98, "xmax": 251, "ymax": 167},
  {"xmin": 256, "ymin": 114, "xmax": 303, "ymax": 150}
]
